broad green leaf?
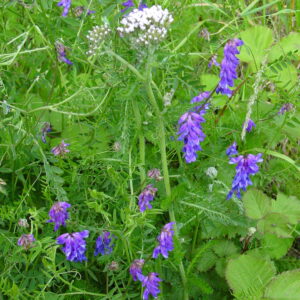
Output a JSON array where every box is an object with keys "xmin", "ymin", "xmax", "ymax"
[
  {"xmin": 213, "ymin": 240, "xmax": 238, "ymax": 257},
  {"xmin": 272, "ymin": 194, "xmax": 300, "ymax": 224},
  {"xmin": 268, "ymin": 32, "xmax": 300, "ymax": 62},
  {"xmin": 262, "ymin": 234, "xmax": 293, "ymax": 259},
  {"xmin": 264, "ymin": 270, "xmax": 300, "ymax": 299},
  {"xmin": 243, "ymin": 189, "xmax": 271, "ymax": 220},
  {"xmin": 257, "ymin": 212, "xmax": 292, "ymax": 238},
  {"xmin": 239, "ymin": 26, "xmax": 274, "ymax": 66},
  {"xmin": 226, "ymin": 253, "xmax": 276, "ymax": 299}
]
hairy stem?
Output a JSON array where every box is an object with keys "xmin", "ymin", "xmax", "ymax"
[{"xmin": 145, "ymin": 53, "xmax": 188, "ymax": 300}]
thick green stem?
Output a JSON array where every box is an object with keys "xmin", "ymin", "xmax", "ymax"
[{"xmin": 145, "ymin": 54, "xmax": 189, "ymax": 300}]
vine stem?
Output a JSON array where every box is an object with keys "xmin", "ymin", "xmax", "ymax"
[{"xmin": 145, "ymin": 51, "xmax": 189, "ymax": 300}]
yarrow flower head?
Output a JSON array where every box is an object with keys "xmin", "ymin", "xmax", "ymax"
[
  {"xmin": 47, "ymin": 201, "xmax": 71, "ymax": 231},
  {"xmin": 245, "ymin": 119, "xmax": 256, "ymax": 132},
  {"xmin": 117, "ymin": 5, "xmax": 173, "ymax": 46},
  {"xmin": 57, "ymin": 230, "xmax": 89, "ymax": 262},
  {"xmin": 227, "ymin": 153, "xmax": 263, "ymax": 200},
  {"xmin": 147, "ymin": 168, "xmax": 162, "ymax": 181},
  {"xmin": 138, "ymin": 184, "xmax": 158, "ymax": 212},
  {"xmin": 18, "ymin": 234, "xmax": 35, "ymax": 250},
  {"xmin": 94, "ymin": 231, "xmax": 115, "ymax": 256},
  {"xmin": 177, "ymin": 92, "xmax": 210, "ymax": 163},
  {"xmin": 51, "ymin": 140, "xmax": 70, "ymax": 156},
  {"xmin": 55, "ymin": 42, "xmax": 73, "ymax": 65},
  {"xmin": 86, "ymin": 24, "xmax": 111, "ymax": 56},
  {"xmin": 153, "ymin": 222, "xmax": 175, "ymax": 259},
  {"xmin": 129, "ymin": 259, "xmax": 144, "ymax": 281},
  {"xmin": 216, "ymin": 38, "xmax": 244, "ymax": 97},
  {"xmin": 41, "ymin": 122, "xmax": 51, "ymax": 143},
  {"xmin": 140, "ymin": 272, "xmax": 162, "ymax": 300},
  {"xmin": 226, "ymin": 142, "xmax": 238, "ymax": 156},
  {"xmin": 278, "ymin": 103, "xmax": 294, "ymax": 115},
  {"xmin": 57, "ymin": 0, "xmax": 72, "ymax": 17}
]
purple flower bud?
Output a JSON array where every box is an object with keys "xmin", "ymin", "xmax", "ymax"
[
  {"xmin": 245, "ymin": 119, "xmax": 256, "ymax": 132},
  {"xmin": 129, "ymin": 259, "xmax": 144, "ymax": 281},
  {"xmin": 18, "ymin": 234, "xmax": 35, "ymax": 250},
  {"xmin": 121, "ymin": 0, "xmax": 134, "ymax": 12},
  {"xmin": 57, "ymin": 230, "xmax": 89, "ymax": 262},
  {"xmin": 226, "ymin": 142, "xmax": 238, "ymax": 156},
  {"xmin": 94, "ymin": 231, "xmax": 115, "ymax": 256},
  {"xmin": 18, "ymin": 218, "xmax": 29, "ymax": 228},
  {"xmin": 153, "ymin": 222, "xmax": 175, "ymax": 259},
  {"xmin": 41, "ymin": 122, "xmax": 52, "ymax": 143},
  {"xmin": 216, "ymin": 39, "xmax": 243, "ymax": 97},
  {"xmin": 147, "ymin": 168, "xmax": 162, "ymax": 181},
  {"xmin": 227, "ymin": 153, "xmax": 263, "ymax": 200},
  {"xmin": 140, "ymin": 272, "xmax": 162, "ymax": 300},
  {"xmin": 55, "ymin": 42, "xmax": 73, "ymax": 65},
  {"xmin": 51, "ymin": 140, "xmax": 70, "ymax": 156},
  {"xmin": 57, "ymin": 0, "xmax": 72, "ymax": 17},
  {"xmin": 278, "ymin": 103, "xmax": 294, "ymax": 115},
  {"xmin": 138, "ymin": 2, "xmax": 148, "ymax": 10},
  {"xmin": 74, "ymin": 6, "xmax": 95, "ymax": 17},
  {"xmin": 47, "ymin": 202, "xmax": 71, "ymax": 231},
  {"xmin": 199, "ymin": 28, "xmax": 210, "ymax": 41},
  {"xmin": 138, "ymin": 184, "xmax": 158, "ymax": 212},
  {"xmin": 208, "ymin": 54, "xmax": 220, "ymax": 68}
]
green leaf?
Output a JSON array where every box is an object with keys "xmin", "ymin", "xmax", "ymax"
[
  {"xmin": 187, "ymin": 276, "xmax": 213, "ymax": 295},
  {"xmin": 239, "ymin": 26, "xmax": 274, "ymax": 66},
  {"xmin": 264, "ymin": 270, "xmax": 300, "ymax": 299},
  {"xmin": 196, "ymin": 250, "xmax": 218, "ymax": 273},
  {"xmin": 272, "ymin": 194, "xmax": 300, "ymax": 224},
  {"xmin": 262, "ymin": 234, "xmax": 293, "ymax": 259},
  {"xmin": 243, "ymin": 189, "xmax": 271, "ymax": 220},
  {"xmin": 213, "ymin": 240, "xmax": 238, "ymax": 257},
  {"xmin": 257, "ymin": 212, "xmax": 292, "ymax": 238},
  {"xmin": 226, "ymin": 253, "xmax": 276, "ymax": 299}
]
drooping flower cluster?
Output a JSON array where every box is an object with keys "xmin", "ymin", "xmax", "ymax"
[
  {"xmin": 121, "ymin": 0, "xmax": 147, "ymax": 13},
  {"xmin": 18, "ymin": 234, "xmax": 35, "ymax": 250},
  {"xmin": 47, "ymin": 201, "xmax": 71, "ymax": 231},
  {"xmin": 140, "ymin": 273, "xmax": 162, "ymax": 300},
  {"xmin": 57, "ymin": 0, "xmax": 71, "ymax": 17},
  {"xmin": 41, "ymin": 122, "xmax": 52, "ymax": 143},
  {"xmin": 117, "ymin": 5, "xmax": 173, "ymax": 46},
  {"xmin": 227, "ymin": 153, "xmax": 263, "ymax": 200},
  {"xmin": 245, "ymin": 119, "xmax": 256, "ymax": 132},
  {"xmin": 153, "ymin": 222, "xmax": 175, "ymax": 259},
  {"xmin": 73, "ymin": 6, "xmax": 95, "ymax": 17},
  {"xmin": 55, "ymin": 42, "xmax": 73, "ymax": 65},
  {"xmin": 57, "ymin": 230, "xmax": 89, "ymax": 262},
  {"xmin": 94, "ymin": 231, "xmax": 114, "ymax": 256},
  {"xmin": 138, "ymin": 184, "xmax": 158, "ymax": 212},
  {"xmin": 278, "ymin": 103, "xmax": 294, "ymax": 115},
  {"xmin": 216, "ymin": 39, "xmax": 244, "ymax": 97},
  {"xmin": 226, "ymin": 142, "xmax": 238, "ymax": 156},
  {"xmin": 51, "ymin": 140, "xmax": 70, "ymax": 156},
  {"xmin": 208, "ymin": 54, "xmax": 220, "ymax": 68},
  {"xmin": 86, "ymin": 24, "xmax": 111, "ymax": 56},
  {"xmin": 130, "ymin": 259, "xmax": 144, "ymax": 281},
  {"xmin": 177, "ymin": 92, "xmax": 210, "ymax": 163},
  {"xmin": 147, "ymin": 168, "xmax": 162, "ymax": 181}
]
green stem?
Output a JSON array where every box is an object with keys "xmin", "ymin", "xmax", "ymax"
[{"xmin": 145, "ymin": 53, "xmax": 188, "ymax": 300}]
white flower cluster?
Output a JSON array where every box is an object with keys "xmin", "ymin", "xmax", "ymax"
[
  {"xmin": 117, "ymin": 5, "xmax": 173, "ymax": 46},
  {"xmin": 86, "ymin": 24, "xmax": 111, "ymax": 56}
]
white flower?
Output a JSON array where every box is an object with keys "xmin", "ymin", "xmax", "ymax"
[
  {"xmin": 205, "ymin": 167, "xmax": 218, "ymax": 179},
  {"xmin": 86, "ymin": 24, "xmax": 111, "ymax": 56}
]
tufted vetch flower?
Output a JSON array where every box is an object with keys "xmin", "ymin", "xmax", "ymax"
[
  {"xmin": 129, "ymin": 259, "xmax": 144, "ymax": 281},
  {"xmin": 245, "ymin": 119, "xmax": 256, "ymax": 132},
  {"xmin": 51, "ymin": 140, "xmax": 70, "ymax": 156},
  {"xmin": 57, "ymin": 230, "xmax": 89, "ymax": 262},
  {"xmin": 153, "ymin": 222, "xmax": 175, "ymax": 259},
  {"xmin": 227, "ymin": 153, "xmax": 263, "ymax": 200},
  {"xmin": 18, "ymin": 234, "xmax": 35, "ymax": 250},
  {"xmin": 55, "ymin": 42, "xmax": 73, "ymax": 65},
  {"xmin": 47, "ymin": 201, "xmax": 71, "ymax": 231},
  {"xmin": 140, "ymin": 272, "xmax": 162, "ymax": 300},
  {"xmin": 57, "ymin": 0, "xmax": 72, "ymax": 17},
  {"xmin": 94, "ymin": 231, "xmax": 115, "ymax": 256},
  {"xmin": 138, "ymin": 184, "xmax": 158, "ymax": 212},
  {"xmin": 226, "ymin": 142, "xmax": 238, "ymax": 156}
]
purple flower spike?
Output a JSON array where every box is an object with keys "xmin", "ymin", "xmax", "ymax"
[
  {"xmin": 51, "ymin": 140, "xmax": 70, "ymax": 156},
  {"xmin": 245, "ymin": 119, "xmax": 256, "ymax": 132},
  {"xmin": 18, "ymin": 234, "xmax": 35, "ymax": 250},
  {"xmin": 153, "ymin": 222, "xmax": 175, "ymax": 259},
  {"xmin": 138, "ymin": 184, "xmax": 158, "ymax": 212},
  {"xmin": 226, "ymin": 142, "xmax": 238, "ymax": 156},
  {"xmin": 57, "ymin": 230, "xmax": 89, "ymax": 262},
  {"xmin": 121, "ymin": 0, "xmax": 134, "ymax": 12},
  {"xmin": 41, "ymin": 122, "xmax": 51, "ymax": 143},
  {"xmin": 278, "ymin": 103, "xmax": 294, "ymax": 115},
  {"xmin": 190, "ymin": 91, "xmax": 211, "ymax": 105},
  {"xmin": 138, "ymin": 2, "xmax": 148, "ymax": 10},
  {"xmin": 55, "ymin": 42, "xmax": 73, "ymax": 65},
  {"xmin": 208, "ymin": 54, "xmax": 220, "ymax": 68},
  {"xmin": 94, "ymin": 231, "xmax": 114, "ymax": 256},
  {"xmin": 227, "ymin": 153, "xmax": 263, "ymax": 200},
  {"xmin": 47, "ymin": 202, "xmax": 71, "ymax": 231},
  {"xmin": 216, "ymin": 38, "xmax": 244, "ymax": 97},
  {"xmin": 129, "ymin": 259, "xmax": 144, "ymax": 281},
  {"xmin": 57, "ymin": 0, "xmax": 72, "ymax": 17},
  {"xmin": 141, "ymin": 272, "xmax": 162, "ymax": 300}
]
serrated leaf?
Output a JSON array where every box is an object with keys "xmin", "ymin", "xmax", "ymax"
[
  {"xmin": 262, "ymin": 234, "xmax": 293, "ymax": 259},
  {"xmin": 243, "ymin": 189, "xmax": 271, "ymax": 220},
  {"xmin": 213, "ymin": 240, "xmax": 238, "ymax": 257},
  {"xmin": 226, "ymin": 253, "xmax": 276, "ymax": 299},
  {"xmin": 264, "ymin": 270, "xmax": 300, "ymax": 299},
  {"xmin": 196, "ymin": 250, "xmax": 218, "ymax": 273}
]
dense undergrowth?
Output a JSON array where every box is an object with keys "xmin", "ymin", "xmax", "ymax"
[{"xmin": 0, "ymin": 0, "xmax": 300, "ymax": 299}]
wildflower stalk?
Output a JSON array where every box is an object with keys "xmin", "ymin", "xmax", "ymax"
[{"xmin": 145, "ymin": 52, "xmax": 188, "ymax": 300}]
